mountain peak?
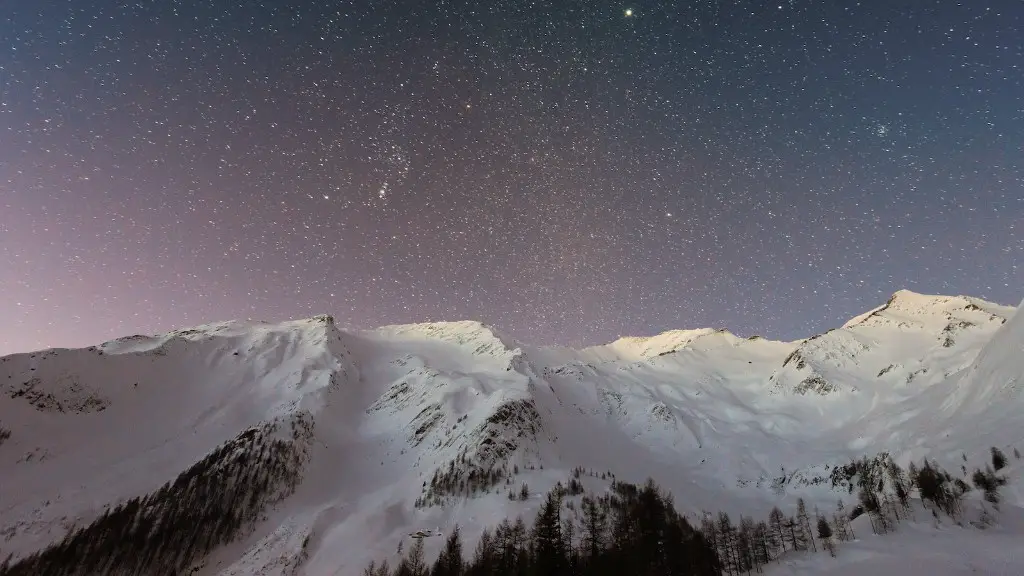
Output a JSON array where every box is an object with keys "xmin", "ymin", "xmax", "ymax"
[
  {"xmin": 369, "ymin": 320, "xmax": 522, "ymax": 365},
  {"xmin": 580, "ymin": 327, "xmax": 744, "ymax": 361},
  {"xmin": 2, "ymin": 293, "xmax": 1022, "ymax": 574},
  {"xmin": 842, "ymin": 290, "xmax": 1011, "ymax": 330}
]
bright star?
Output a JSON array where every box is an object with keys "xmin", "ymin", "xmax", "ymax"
[{"xmin": 624, "ymin": 8, "xmax": 633, "ymax": 17}]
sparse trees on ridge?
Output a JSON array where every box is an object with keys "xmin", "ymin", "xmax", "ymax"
[
  {"xmin": 11, "ymin": 430, "xmax": 1006, "ymax": 576},
  {"xmin": 368, "ymin": 446, "xmax": 1017, "ymax": 576},
  {"xmin": 0, "ymin": 412, "xmax": 315, "ymax": 576},
  {"xmin": 972, "ymin": 466, "xmax": 1008, "ymax": 509},
  {"xmin": 387, "ymin": 478, "xmax": 722, "ymax": 576}
]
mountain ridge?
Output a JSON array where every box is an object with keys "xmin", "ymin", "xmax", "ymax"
[{"xmin": 1, "ymin": 290, "xmax": 1021, "ymax": 575}]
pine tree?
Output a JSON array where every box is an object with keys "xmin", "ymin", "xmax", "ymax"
[
  {"xmin": 914, "ymin": 460, "xmax": 941, "ymax": 510},
  {"xmin": 972, "ymin": 466, "xmax": 1008, "ymax": 508},
  {"xmin": 761, "ymin": 511, "xmax": 780, "ymax": 562},
  {"xmin": 887, "ymin": 458, "xmax": 912, "ymax": 517},
  {"xmin": 787, "ymin": 514, "xmax": 805, "ymax": 552},
  {"xmin": 471, "ymin": 528, "xmax": 495, "ymax": 574},
  {"xmin": 497, "ymin": 517, "xmax": 528, "ymax": 575},
  {"xmin": 767, "ymin": 507, "xmax": 786, "ymax": 556},
  {"xmin": 796, "ymin": 499, "xmax": 816, "ymax": 553},
  {"xmin": 580, "ymin": 496, "xmax": 607, "ymax": 563},
  {"xmin": 364, "ymin": 559, "xmax": 391, "ymax": 576},
  {"xmin": 431, "ymin": 526, "xmax": 463, "ymax": 576},
  {"xmin": 833, "ymin": 500, "xmax": 852, "ymax": 541},
  {"xmin": 914, "ymin": 459, "xmax": 967, "ymax": 519},
  {"xmin": 399, "ymin": 537, "xmax": 427, "ymax": 576},
  {"xmin": 562, "ymin": 512, "xmax": 579, "ymax": 574},
  {"xmin": 883, "ymin": 492, "xmax": 901, "ymax": 525},
  {"xmin": 717, "ymin": 512, "xmax": 738, "ymax": 576},
  {"xmin": 816, "ymin": 516, "xmax": 835, "ymax": 557},
  {"xmin": 753, "ymin": 520, "xmax": 772, "ymax": 567},
  {"xmin": 781, "ymin": 515, "xmax": 798, "ymax": 553},
  {"xmin": 636, "ymin": 480, "xmax": 671, "ymax": 575},
  {"xmin": 532, "ymin": 490, "xmax": 564, "ymax": 576},
  {"xmin": 737, "ymin": 516, "xmax": 757, "ymax": 574},
  {"xmin": 700, "ymin": 512, "xmax": 720, "ymax": 567},
  {"xmin": 857, "ymin": 485, "xmax": 885, "ymax": 534},
  {"xmin": 991, "ymin": 447, "xmax": 1008, "ymax": 471}
]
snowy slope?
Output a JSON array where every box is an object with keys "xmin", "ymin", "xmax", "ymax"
[{"xmin": 0, "ymin": 292, "xmax": 1021, "ymax": 575}]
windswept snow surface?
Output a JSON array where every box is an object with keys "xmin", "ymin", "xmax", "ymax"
[
  {"xmin": 0, "ymin": 293, "xmax": 1022, "ymax": 575},
  {"xmin": 766, "ymin": 479, "xmax": 1024, "ymax": 576}
]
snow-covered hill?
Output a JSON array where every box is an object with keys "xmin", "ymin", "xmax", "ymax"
[{"xmin": 0, "ymin": 291, "xmax": 1021, "ymax": 575}]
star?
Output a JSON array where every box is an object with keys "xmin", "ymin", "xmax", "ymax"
[{"xmin": 0, "ymin": 0, "xmax": 1018, "ymax": 356}]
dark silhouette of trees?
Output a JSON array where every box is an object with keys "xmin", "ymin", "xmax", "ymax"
[
  {"xmin": 362, "ymin": 450, "xmax": 1016, "ymax": 576},
  {"xmin": 782, "ymin": 514, "xmax": 799, "ymax": 553},
  {"xmin": 753, "ymin": 520, "xmax": 772, "ymax": 567},
  {"xmin": 991, "ymin": 447, "xmax": 1007, "ymax": 471},
  {"xmin": 816, "ymin": 516, "xmax": 835, "ymax": 557},
  {"xmin": 377, "ymin": 479, "xmax": 723, "ymax": 576},
  {"xmin": 972, "ymin": 466, "xmax": 1008, "ymax": 508},
  {"xmin": 532, "ymin": 489, "xmax": 564, "ymax": 576},
  {"xmin": 580, "ymin": 495, "xmax": 607, "ymax": 563},
  {"xmin": 397, "ymin": 537, "xmax": 427, "ymax": 576},
  {"xmin": 431, "ymin": 526, "xmax": 465, "ymax": 576},
  {"xmin": 716, "ymin": 512, "xmax": 738, "ymax": 575},
  {"xmin": 736, "ymin": 516, "xmax": 757, "ymax": 574},
  {"xmin": 886, "ymin": 457, "xmax": 912, "ymax": 517},
  {"xmin": 910, "ymin": 459, "xmax": 965, "ymax": 518},
  {"xmin": 365, "ymin": 559, "xmax": 393, "ymax": 576},
  {"xmin": 0, "ymin": 412, "xmax": 314, "ymax": 576}
]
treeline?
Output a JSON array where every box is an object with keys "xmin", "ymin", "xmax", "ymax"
[
  {"xmin": 369, "ymin": 447, "xmax": 1014, "ymax": 576},
  {"xmin": 0, "ymin": 412, "xmax": 315, "ymax": 576},
  {"xmin": 852, "ymin": 446, "xmax": 1011, "ymax": 534},
  {"xmin": 368, "ymin": 477, "xmax": 721, "ymax": 576},
  {"xmin": 417, "ymin": 400, "xmax": 543, "ymax": 509},
  {"xmin": 694, "ymin": 447, "xmax": 1013, "ymax": 575},
  {"xmin": 416, "ymin": 449, "xmax": 511, "ymax": 508}
]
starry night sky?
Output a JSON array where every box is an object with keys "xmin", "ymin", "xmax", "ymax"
[{"xmin": 1, "ymin": 1, "xmax": 1021, "ymax": 355}]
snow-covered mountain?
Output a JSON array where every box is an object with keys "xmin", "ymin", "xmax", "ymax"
[{"xmin": 0, "ymin": 291, "xmax": 1022, "ymax": 575}]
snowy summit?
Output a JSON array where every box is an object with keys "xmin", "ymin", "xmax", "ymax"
[{"xmin": 1, "ymin": 292, "xmax": 1023, "ymax": 575}]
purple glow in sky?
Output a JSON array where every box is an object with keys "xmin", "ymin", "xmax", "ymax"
[{"xmin": 1, "ymin": 0, "xmax": 1021, "ymax": 355}]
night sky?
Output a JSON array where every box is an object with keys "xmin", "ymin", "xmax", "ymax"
[{"xmin": 1, "ymin": 1, "xmax": 1021, "ymax": 355}]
